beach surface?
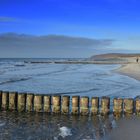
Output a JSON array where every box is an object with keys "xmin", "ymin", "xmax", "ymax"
[
  {"xmin": 108, "ymin": 117, "xmax": 140, "ymax": 140},
  {"xmin": 115, "ymin": 63, "xmax": 140, "ymax": 81}
]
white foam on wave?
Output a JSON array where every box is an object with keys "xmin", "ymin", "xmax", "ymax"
[{"xmin": 59, "ymin": 126, "xmax": 72, "ymax": 138}]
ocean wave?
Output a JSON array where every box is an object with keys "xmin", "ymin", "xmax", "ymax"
[
  {"xmin": 0, "ymin": 77, "xmax": 31, "ymax": 85},
  {"xmin": 14, "ymin": 64, "xmax": 25, "ymax": 67},
  {"xmin": 49, "ymin": 88, "xmax": 99, "ymax": 96}
]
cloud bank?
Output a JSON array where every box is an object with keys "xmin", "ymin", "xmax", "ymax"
[
  {"xmin": 0, "ymin": 33, "xmax": 114, "ymax": 58},
  {"xmin": 0, "ymin": 17, "xmax": 16, "ymax": 22}
]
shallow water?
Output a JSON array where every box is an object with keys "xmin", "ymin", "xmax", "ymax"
[
  {"xmin": 0, "ymin": 58, "xmax": 140, "ymax": 98},
  {"xmin": 0, "ymin": 112, "xmax": 118, "ymax": 140}
]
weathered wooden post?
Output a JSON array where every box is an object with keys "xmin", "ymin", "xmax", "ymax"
[
  {"xmin": 9, "ymin": 92, "xmax": 17, "ymax": 111},
  {"xmin": 135, "ymin": 96, "xmax": 140, "ymax": 115},
  {"xmin": 0, "ymin": 91, "xmax": 2, "ymax": 110},
  {"xmin": 124, "ymin": 98, "xmax": 134, "ymax": 115},
  {"xmin": 1, "ymin": 91, "xmax": 9, "ymax": 111},
  {"xmin": 52, "ymin": 95, "xmax": 61, "ymax": 114},
  {"xmin": 62, "ymin": 96, "xmax": 70, "ymax": 115},
  {"xmin": 44, "ymin": 95, "xmax": 51, "ymax": 113},
  {"xmin": 26, "ymin": 93, "xmax": 34, "ymax": 112},
  {"xmin": 72, "ymin": 96, "xmax": 79, "ymax": 115},
  {"xmin": 100, "ymin": 96, "xmax": 110, "ymax": 115},
  {"xmin": 17, "ymin": 93, "xmax": 26, "ymax": 112},
  {"xmin": 91, "ymin": 97, "xmax": 99, "ymax": 115},
  {"xmin": 113, "ymin": 98, "xmax": 123, "ymax": 116},
  {"xmin": 34, "ymin": 94, "xmax": 43, "ymax": 112},
  {"xmin": 80, "ymin": 96, "xmax": 89, "ymax": 115}
]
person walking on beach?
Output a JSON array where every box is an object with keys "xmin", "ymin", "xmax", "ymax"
[{"xmin": 136, "ymin": 57, "xmax": 139, "ymax": 63}]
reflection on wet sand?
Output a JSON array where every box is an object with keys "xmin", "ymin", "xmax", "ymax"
[{"xmin": 0, "ymin": 112, "xmax": 120, "ymax": 140}]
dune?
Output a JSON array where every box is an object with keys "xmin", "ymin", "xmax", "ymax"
[
  {"xmin": 115, "ymin": 63, "xmax": 140, "ymax": 80},
  {"xmin": 90, "ymin": 53, "xmax": 140, "ymax": 64}
]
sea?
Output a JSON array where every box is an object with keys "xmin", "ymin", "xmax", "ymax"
[{"xmin": 0, "ymin": 58, "xmax": 140, "ymax": 140}]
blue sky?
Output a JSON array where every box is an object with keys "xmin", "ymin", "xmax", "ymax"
[{"xmin": 0, "ymin": 0, "xmax": 140, "ymax": 58}]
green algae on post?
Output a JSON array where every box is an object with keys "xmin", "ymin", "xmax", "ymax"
[
  {"xmin": 124, "ymin": 98, "xmax": 134, "ymax": 115},
  {"xmin": 0, "ymin": 91, "xmax": 2, "ymax": 110},
  {"xmin": 52, "ymin": 95, "xmax": 61, "ymax": 114},
  {"xmin": 80, "ymin": 96, "xmax": 89, "ymax": 115},
  {"xmin": 113, "ymin": 98, "xmax": 123, "ymax": 116},
  {"xmin": 1, "ymin": 91, "xmax": 9, "ymax": 111},
  {"xmin": 62, "ymin": 96, "xmax": 70, "ymax": 115},
  {"xmin": 9, "ymin": 92, "xmax": 17, "ymax": 111},
  {"xmin": 72, "ymin": 96, "xmax": 79, "ymax": 115},
  {"xmin": 91, "ymin": 97, "xmax": 99, "ymax": 115},
  {"xmin": 34, "ymin": 94, "xmax": 43, "ymax": 112},
  {"xmin": 44, "ymin": 95, "xmax": 51, "ymax": 113},
  {"xmin": 17, "ymin": 93, "xmax": 26, "ymax": 112},
  {"xmin": 100, "ymin": 96, "xmax": 110, "ymax": 115},
  {"xmin": 135, "ymin": 96, "xmax": 140, "ymax": 115},
  {"xmin": 26, "ymin": 93, "xmax": 34, "ymax": 112}
]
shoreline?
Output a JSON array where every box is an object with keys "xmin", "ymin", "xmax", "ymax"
[
  {"xmin": 24, "ymin": 60, "xmax": 132, "ymax": 64},
  {"xmin": 114, "ymin": 63, "xmax": 140, "ymax": 81}
]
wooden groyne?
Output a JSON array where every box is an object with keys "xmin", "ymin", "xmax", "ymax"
[
  {"xmin": 0, "ymin": 91, "xmax": 140, "ymax": 116},
  {"xmin": 24, "ymin": 60, "xmax": 135, "ymax": 65}
]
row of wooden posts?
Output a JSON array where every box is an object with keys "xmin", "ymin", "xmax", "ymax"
[{"xmin": 0, "ymin": 91, "xmax": 140, "ymax": 116}]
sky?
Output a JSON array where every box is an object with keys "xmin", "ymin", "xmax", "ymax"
[{"xmin": 0, "ymin": 0, "xmax": 140, "ymax": 58}]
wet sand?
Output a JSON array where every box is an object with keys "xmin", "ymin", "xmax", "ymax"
[
  {"xmin": 115, "ymin": 63, "xmax": 140, "ymax": 81},
  {"xmin": 108, "ymin": 117, "xmax": 140, "ymax": 140}
]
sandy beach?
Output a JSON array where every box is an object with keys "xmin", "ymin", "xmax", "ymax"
[{"xmin": 115, "ymin": 63, "xmax": 140, "ymax": 81}]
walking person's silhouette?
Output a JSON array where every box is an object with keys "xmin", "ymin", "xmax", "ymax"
[{"xmin": 136, "ymin": 58, "xmax": 139, "ymax": 63}]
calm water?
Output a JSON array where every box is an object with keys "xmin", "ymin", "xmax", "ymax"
[{"xmin": 0, "ymin": 58, "xmax": 140, "ymax": 140}]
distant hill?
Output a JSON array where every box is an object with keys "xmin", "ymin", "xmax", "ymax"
[{"xmin": 90, "ymin": 53, "xmax": 140, "ymax": 62}]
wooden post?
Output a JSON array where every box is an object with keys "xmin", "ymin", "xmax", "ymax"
[
  {"xmin": 135, "ymin": 96, "xmax": 140, "ymax": 115},
  {"xmin": 34, "ymin": 94, "xmax": 43, "ymax": 112},
  {"xmin": 72, "ymin": 96, "xmax": 79, "ymax": 115},
  {"xmin": 26, "ymin": 93, "xmax": 34, "ymax": 112},
  {"xmin": 52, "ymin": 95, "xmax": 61, "ymax": 114},
  {"xmin": 0, "ymin": 91, "xmax": 2, "ymax": 110},
  {"xmin": 9, "ymin": 92, "xmax": 17, "ymax": 111},
  {"xmin": 100, "ymin": 96, "xmax": 110, "ymax": 115},
  {"xmin": 113, "ymin": 98, "xmax": 123, "ymax": 116},
  {"xmin": 17, "ymin": 93, "xmax": 26, "ymax": 112},
  {"xmin": 44, "ymin": 95, "xmax": 51, "ymax": 113},
  {"xmin": 124, "ymin": 98, "xmax": 134, "ymax": 115},
  {"xmin": 1, "ymin": 91, "xmax": 9, "ymax": 111},
  {"xmin": 62, "ymin": 96, "xmax": 70, "ymax": 115},
  {"xmin": 80, "ymin": 96, "xmax": 89, "ymax": 115},
  {"xmin": 91, "ymin": 97, "xmax": 99, "ymax": 115}
]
